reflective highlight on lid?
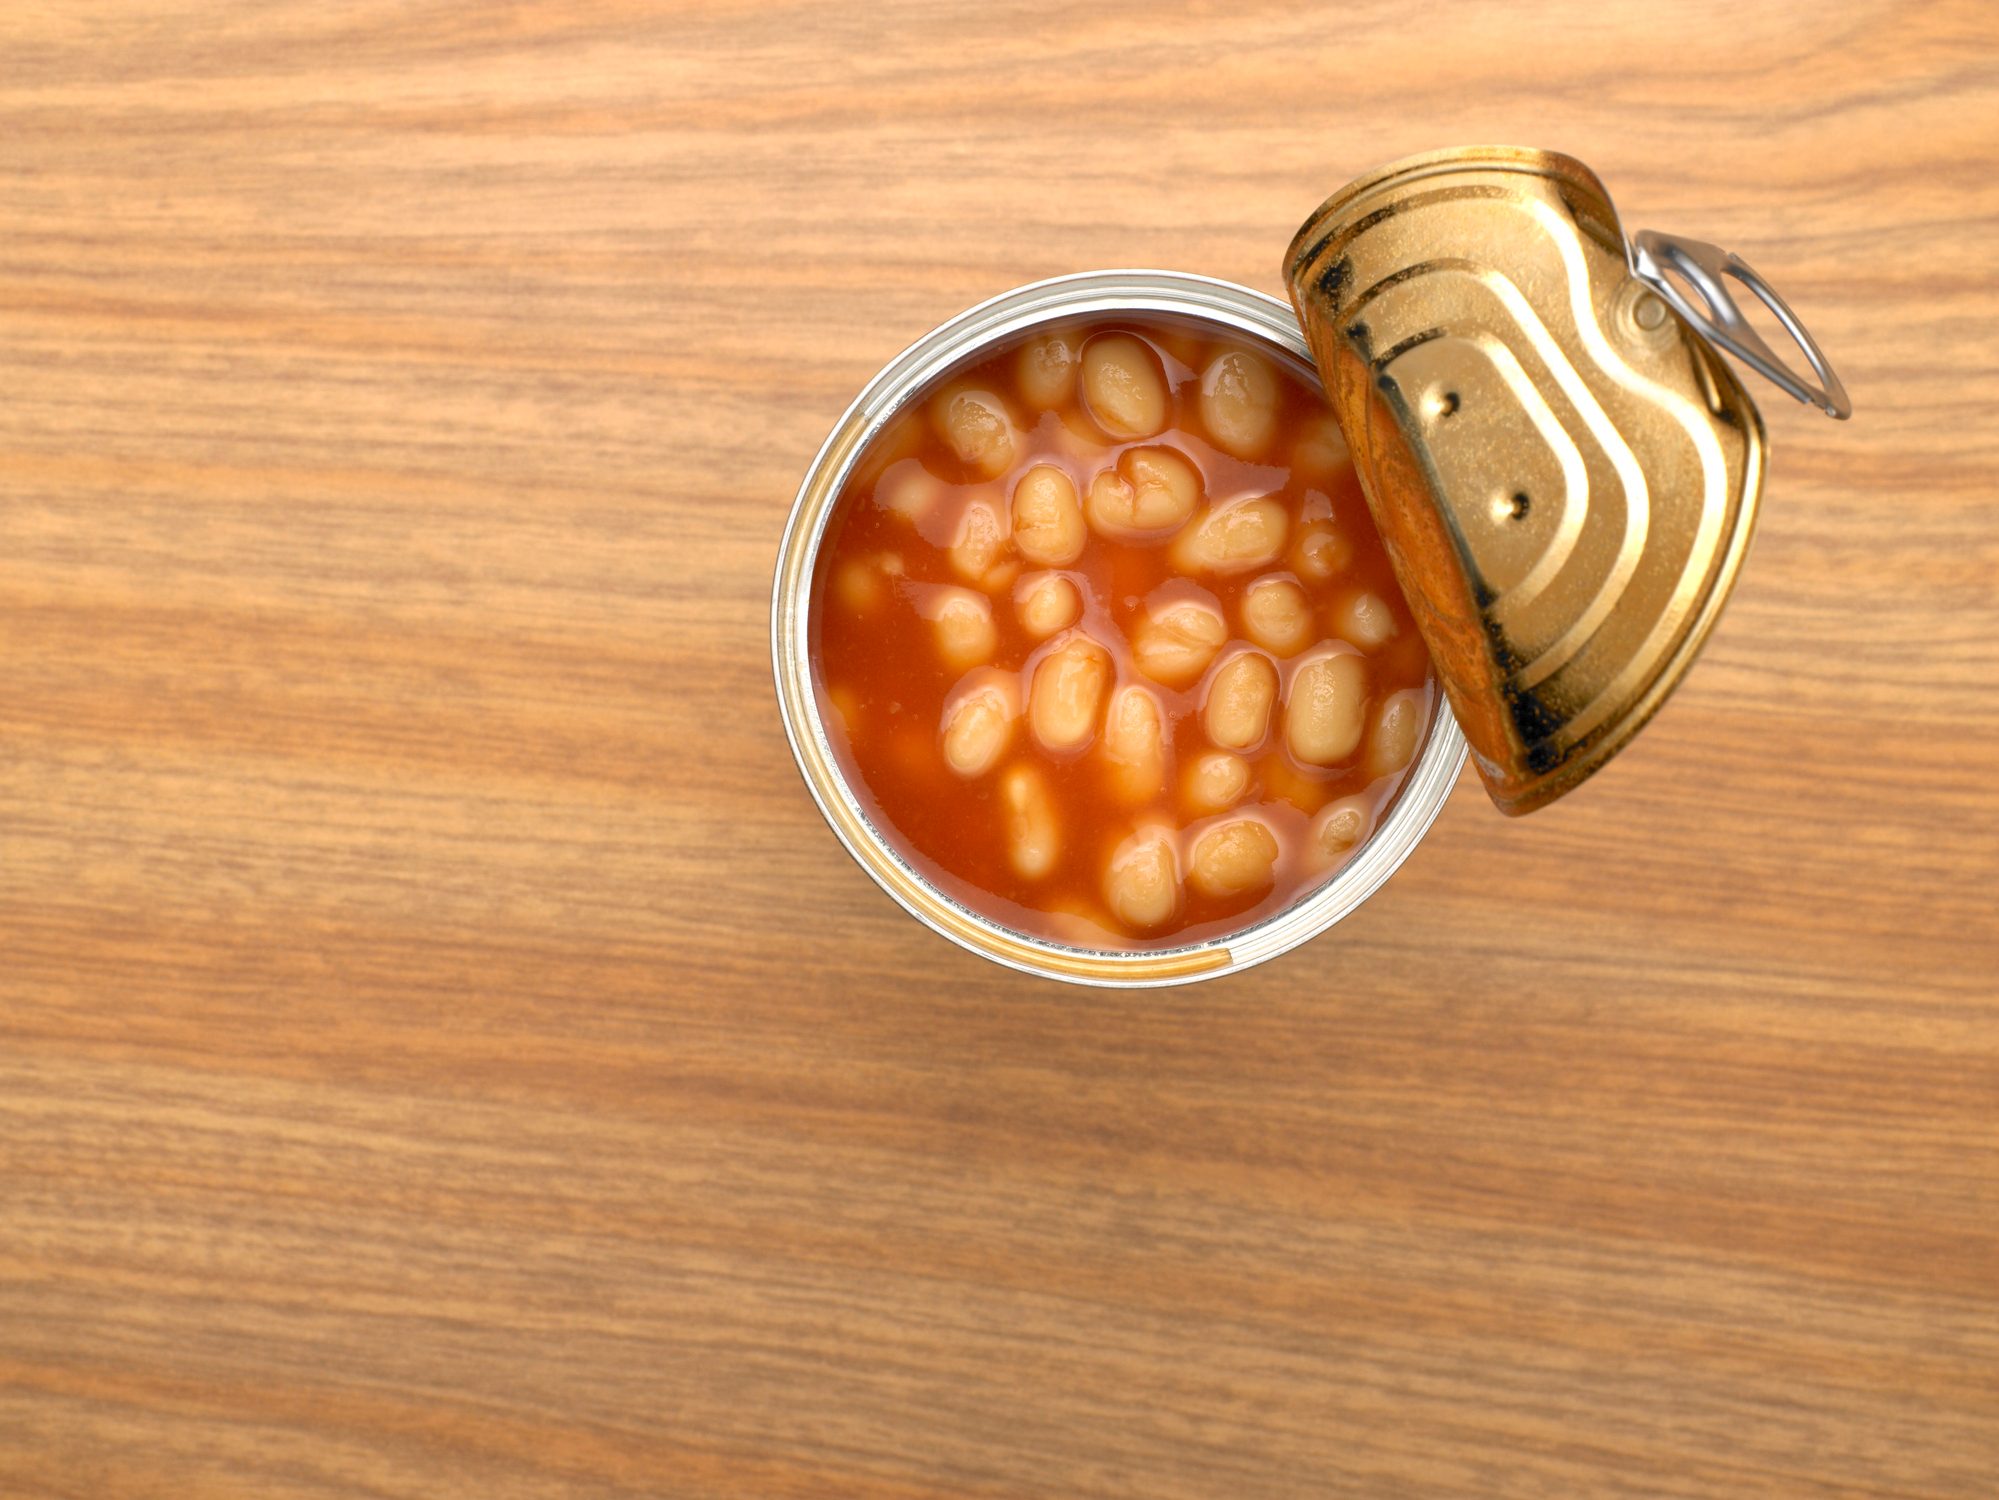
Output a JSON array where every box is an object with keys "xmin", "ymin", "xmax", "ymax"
[{"xmin": 1286, "ymin": 146, "xmax": 1767, "ymax": 815}]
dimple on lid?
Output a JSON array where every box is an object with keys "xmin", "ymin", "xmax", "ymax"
[{"xmin": 1284, "ymin": 146, "xmax": 1848, "ymax": 815}]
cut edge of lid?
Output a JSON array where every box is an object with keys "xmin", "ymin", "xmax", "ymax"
[{"xmin": 1284, "ymin": 145, "xmax": 1770, "ymax": 817}]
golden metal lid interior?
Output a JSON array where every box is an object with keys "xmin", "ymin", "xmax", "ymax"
[{"xmin": 1286, "ymin": 146, "xmax": 1788, "ymax": 815}]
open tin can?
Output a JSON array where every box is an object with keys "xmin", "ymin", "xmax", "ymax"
[{"xmin": 771, "ymin": 146, "xmax": 1847, "ymax": 987}]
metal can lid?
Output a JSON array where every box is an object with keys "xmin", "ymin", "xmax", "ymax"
[{"xmin": 1285, "ymin": 146, "xmax": 1847, "ymax": 815}]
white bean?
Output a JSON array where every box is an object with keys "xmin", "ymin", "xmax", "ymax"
[
  {"xmin": 1188, "ymin": 818, "xmax": 1280, "ymax": 899},
  {"xmin": 1312, "ymin": 795, "xmax": 1373, "ymax": 862},
  {"xmin": 1203, "ymin": 651, "xmax": 1278, "ymax": 751},
  {"xmin": 921, "ymin": 586, "xmax": 998, "ymax": 669},
  {"xmin": 1285, "ymin": 650, "xmax": 1367, "ymax": 765},
  {"xmin": 834, "ymin": 557, "xmax": 883, "ymax": 614},
  {"xmin": 934, "ymin": 383, "xmax": 1016, "ymax": 478},
  {"xmin": 1101, "ymin": 685, "xmax": 1166, "ymax": 804},
  {"xmin": 1016, "ymin": 331, "xmax": 1080, "ymax": 410},
  {"xmin": 1199, "ymin": 349, "xmax": 1280, "ymax": 459},
  {"xmin": 826, "ymin": 683, "xmax": 862, "ymax": 737},
  {"xmin": 1150, "ymin": 325, "xmax": 1206, "ymax": 370},
  {"xmin": 1183, "ymin": 751, "xmax": 1250, "ymax": 815},
  {"xmin": 1010, "ymin": 464, "xmax": 1086, "ymax": 566},
  {"xmin": 1053, "ymin": 406, "xmax": 1114, "ymax": 467},
  {"xmin": 1292, "ymin": 411, "xmax": 1351, "ymax": 481},
  {"xmin": 856, "ymin": 408, "xmax": 924, "ymax": 478},
  {"xmin": 1335, "ymin": 590, "xmax": 1398, "ymax": 651},
  {"xmin": 948, "ymin": 495, "xmax": 1014, "ymax": 589},
  {"xmin": 1367, "ymin": 689, "xmax": 1424, "ymax": 779},
  {"xmin": 1289, "ymin": 518, "xmax": 1353, "ymax": 582},
  {"xmin": 1014, "ymin": 572, "xmax": 1080, "ymax": 639},
  {"xmin": 1131, "ymin": 595, "xmax": 1227, "ymax": 687},
  {"xmin": 1080, "ymin": 333, "xmax": 1168, "ymax": 440},
  {"xmin": 1085, "ymin": 445, "xmax": 1201, "ymax": 537},
  {"xmin": 1103, "ymin": 826, "xmax": 1181, "ymax": 930},
  {"xmin": 1028, "ymin": 633, "xmax": 1111, "ymax": 752},
  {"xmin": 939, "ymin": 671, "xmax": 1019, "ymax": 779},
  {"xmin": 1000, "ymin": 764, "xmax": 1060, "ymax": 880},
  {"xmin": 874, "ymin": 457, "xmax": 943, "ymax": 522},
  {"xmin": 1044, "ymin": 900, "xmax": 1123, "ymax": 949},
  {"xmin": 1170, "ymin": 496, "xmax": 1288, "ymax": 575},
  {"xmin": 1240, "ymin": 576, "xmax": 1313, "ymax": 656}
]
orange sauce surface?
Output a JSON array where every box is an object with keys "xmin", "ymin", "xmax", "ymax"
[{"xmin": 810, "ymin": 316, "xmax": 1437, "ymax": 950}]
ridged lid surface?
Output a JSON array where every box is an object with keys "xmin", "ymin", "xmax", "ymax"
[{"xmin": 1286, "ymin": 146, "xmax": 1767, "ymax": 814}]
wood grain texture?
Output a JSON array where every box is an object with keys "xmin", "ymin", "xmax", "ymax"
[{"xmin": 3, "ymin": 2, "xmax": 1997, "ymax": 1496}]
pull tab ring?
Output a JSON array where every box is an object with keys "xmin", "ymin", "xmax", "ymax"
[{"xmin": 1630, "ymin": 229, "xmax": 1851, "ymax": 420}]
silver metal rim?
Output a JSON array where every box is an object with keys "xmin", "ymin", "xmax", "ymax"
[{"xmin": 770, "ymin": 270, "xmax": 1468, "ymax": 988}]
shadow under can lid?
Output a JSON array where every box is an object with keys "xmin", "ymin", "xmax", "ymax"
[{"xmin": 1284, "ymin": 145, "xmax": 1848, "ymax": 816}]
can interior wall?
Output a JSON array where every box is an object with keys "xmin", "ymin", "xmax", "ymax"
[{"xmin": 771, "ymin": 271, "xmax": 1469, "ymax": 988}]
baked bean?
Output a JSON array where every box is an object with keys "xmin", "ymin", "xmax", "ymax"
[
  {"xmin": 1101, "ymin": 685, "xmax": 1166, "ymax": 803},
  {"xmin": 1285, "ymin": 650, "xmax": 1367, "ymax": 765},
  {"xmin": 1045, "ymin": 899, "xmax": 1122, "ymax": 949},
  {"xmin": 854, "ymin": 408, "xmax": 925, "ymax": 479},
  {"xmin": 1368, "ymin": 689, "xmax": 1424, "ymax": 779},
  {"xmin": 874, "ymin": 457, "xmax": 944, "ymax": 522},
  {"xmin": 1183, "ymin": 750, "xmax": 1250, "ymax": 815},
  {"xmin": 812, "ymin": 315, "xmax": 1437, "ymax": 950},
  {"xmin": 940, "ymin": 671, "xmax": 1018, "ymax": 779},
  {"xmin": 1240, "ymin": 576, "xmax": 1313, "ymax": 656},
  {"xmin": 833, "ymin": 551, "xmax": 904, "ymax": 614},
  {"xmin": 1199, "ymin": 349, "xmax": 1280, "ymax": 459},
  {"xmin": 1016, "ymin": 330, "xmax": 1080, "ymax": 410},
  {"xmin": 1085, "ymin": 445, "xmax": 1201, "ymax": 537},
  {"xmin": 935, "ymin": 383, "xmax": 1016, "ymax": 478},
  {"xmin": 1203, "ymin": 651, "xmax": 1278, "ymax": 751},
  {"xmin": 1291, "ymin": 412, "xmax": 1350, "ymax": 481},
  {"xmin": 949, "ymin": 495, "xmax": 1014, "ymax": 588},
  {"xmin": 1132, "ymin": 595, "xmax": 1227, "ymax": 687},
  {"xmin": 1289, "ymin": 518, "xmax": 1353, "ymax": 582},
  {"xmin": 1151, "ymin": 326, "xmax": 1207, "ymax": 370},
  {"xmin": 1188, "ymin": 818, "xmax": 1280, "ymax": 899},
  {"xmin": 827, "ymin": 683, "xmax": 863, "ymax": 737},
  {"xmin": 1103, "ymin": 826, "xmax": 1181, "ymax": 929},
  {"xmin": 1029, "ymin": 633, "xmax": 1112, "ymax": 752},
  {"xmin": 1015, "ymin": 572, "xmax": 1080, "ymax": 638},
  {"xmin": 1312, "ymin": 795, "xmax": 1373, "ymax": 861},
  {"xmin": 1000, "ymin": 764, "xmax": 1060, "ymax": 879},
  {"xmin": 834, "ymin": 557, "xmax": 882, "ymax": 614},
  {"xmin": 921, "ymin": 586, "xmax": 998, "ymax": 669},
  {"xmin": 1171, "ymin": 496, "xmax": 1288, "ymax": 574},
  {"xmin": 1259, "ymin": 753, "xmax": 1322, "ymax": 814},
  {"xmin": 1080, "ymin": 333, "xmax": 1168, "ymax": 440},
  {"xmin": 1010, "ymin": 464, "xmax": 1086, "ymax": 566},
  {"xmin": 1053, "ymin": 406, "xmax": 1113, "ymax": 463},
  {"xmin": 1336, "ymin": 590, "xmax": 1398, "ymax": 651}
]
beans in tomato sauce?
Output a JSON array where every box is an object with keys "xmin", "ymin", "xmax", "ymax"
[{"xmin": 811, "ymin": 317, "xmax": 1436, "ymax": 950}]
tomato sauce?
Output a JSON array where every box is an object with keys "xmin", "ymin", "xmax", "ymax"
[{"xmin": 810, "ymin": 317, "xmax": 1436, "ymax": 951}]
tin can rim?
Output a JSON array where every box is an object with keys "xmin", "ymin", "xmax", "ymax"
[{"xmin": 770, "ymin": 269, "xmax": 1469, "ymax": 988}]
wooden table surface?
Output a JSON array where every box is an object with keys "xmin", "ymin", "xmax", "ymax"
[{"xmin": 5, "ymin": 3, "xmax": 1998, "ymax": 1496}]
